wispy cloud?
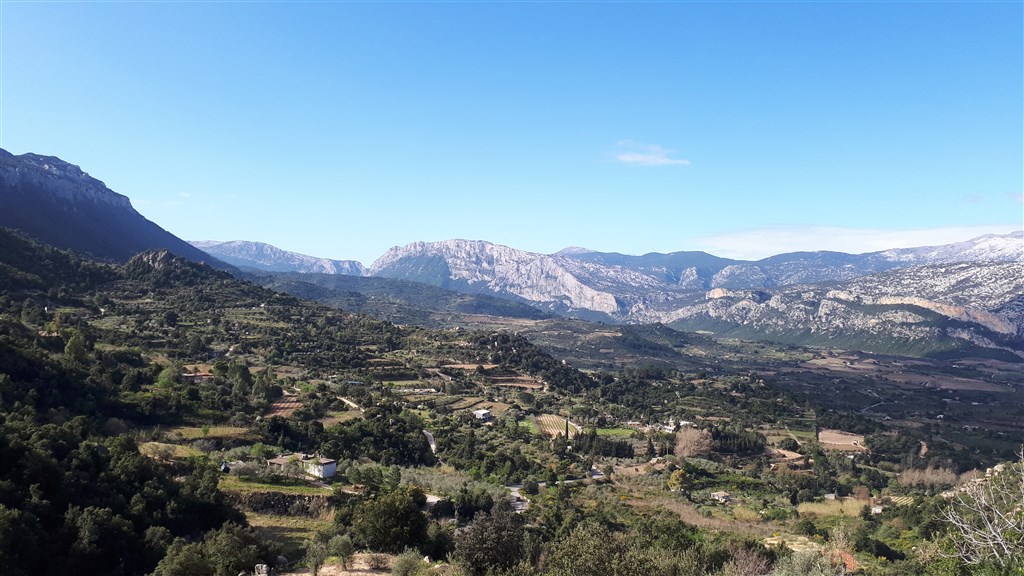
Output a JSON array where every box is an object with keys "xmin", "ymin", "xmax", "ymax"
[
  {"xmin": 1009, "ymin": 192, "xmax": 1023, "ymax": 204},
  {"xmin": 179, "ymin": 192, "xmax": 192, "ymax": 198},
  {"xmin": 686, "ymin": 225, "xmax": 1020, "ymax": 260},
  {"xmin": 613, "ymin": 140, "xmax": 689, "ymax": 166}
]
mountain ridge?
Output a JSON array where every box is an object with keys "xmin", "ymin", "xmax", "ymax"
[
  {"xmin": 192, "ymin": 239, "xmax": 366, "ymax": 275},
  {"xmin": 4, "ymin": 148, "xmax": 1021, "ymax": 360},
  {"xmin": 0, "ymin": 148, "xmax": 229, "ymax": 268}
]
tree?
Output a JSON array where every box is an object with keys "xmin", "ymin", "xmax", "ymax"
[
  {"xmin": 666, "ymin": 469, "xmax": 692, "ymax": 498},
  {"xmin": 153, "ymin": 524, "xmax": 269, "ymax": 576},
  {"xmin": 453, "ymin": 500, "xmax": 524, "ymax": 576},
  {"xmin": 351, "ymin": 486, "xmax": 428, "ymax": 553},
  {"xmin": 303, "ymin": 538, "xmax": 328, "ymax": 576},
  {"xmin": 328, "ymin": 534, "xmax": 354, "ymax": 570},
  {"xmin": 392, "ymin": 549, "xmax": 429, "ymax": 576},
  {"xmin": 674, "ymin": 427, "xmax": 712, "ymax": 459},
  {"xmin": 545, "ymin": 523, "xmax": 615, "ymax": 576},
  {"xmin": 940, "ymin": 456, "xmax": 1024, "ymax": 571}
]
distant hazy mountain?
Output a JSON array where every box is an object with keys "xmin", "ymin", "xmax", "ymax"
[
  {"xmin": 369, "ymin": 234, "xmax": 1022, "ymax": 319},
  {"xmin": 193, "ymin": 240, "xmax": 366, "ymax": 275},
  {"xmin": 662, "ymin": 261, "xmax": 1024, "ymax": 360},
  {"xmin": 368, "ymin": 235, "xmax": 1024, "ymax": 358},
  {"xmin": 370, "ymin": 239, "xmax": 635, "ymax": 320},
  {"xmin": 0, "ymin": 148, "xmax": 226, "ymax": 267},
  {"xmin": 877, "ymin": 232, "xmax": 1024, "ymax": 264}
]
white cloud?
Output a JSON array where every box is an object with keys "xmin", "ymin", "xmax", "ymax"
[
  {"xmin": 179, "ymin": 192, "xmax": 192, "ymax": 198},
  {"xmin": 613, "ymin": 141, "xmax": 689, "ymax": 166},
  {"xmin": 686, "ymin": 225, "xmax": 1021, "ymax": 260}
]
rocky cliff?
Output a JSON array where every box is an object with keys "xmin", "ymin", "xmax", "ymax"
[
  {"xmin": 0, "ymin": 148, "xmax": 227, "ymax": 267},
  {"xmin": 371, "ymin": 239, "xmax": 624, "ymax": 316}
]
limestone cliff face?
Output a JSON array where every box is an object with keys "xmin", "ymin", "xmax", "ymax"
[
  {"xmin": 0, "ymin": 149, "xmax": 133, "ymax": 210},
  {"xmin": 0, "ymin": 148, "xmax": 226, "ymax": 266},
  {"xmin": 371, "ymin": 240, "xmax": 621, "ymax": 315},
  {"xmin": 370, "ymin": 237, "xmax": 1024, "ymax": 356}
]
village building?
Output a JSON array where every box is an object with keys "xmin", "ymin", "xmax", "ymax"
[
  {"xmin": 710, "ymin": 491, "xmax": 733, "ymax": 503},
  {"xmin": 472, "ymin": 408, "xmax": 493, "ymax": 421},
  {"xmin": 267, "ymin": 453, "xmax": 337, "ymax": 479}
]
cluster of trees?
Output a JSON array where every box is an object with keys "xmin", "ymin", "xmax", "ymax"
[
  {"xmin": 0, "ymin": 414, "xmax": 248, "ymax": 576},
  {"xmin": 473, "ymin": 332, "xmax": 597, "ymax": 393},
  {"xmin": 573, "ymin": 428, "xmax": 634, "ymax": 458},
  {"xmin": 435, "ymin": 424, "xmax": 545, "ymax": 484}
]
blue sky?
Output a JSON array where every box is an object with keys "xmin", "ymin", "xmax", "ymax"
[{"xmin": 2, "ymin": 2, "xmax": 1021, "ymax": 265}]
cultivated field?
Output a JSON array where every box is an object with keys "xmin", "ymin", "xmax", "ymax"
[
  {"xmin": 798, "ymin": 356, "xmax": 1011, "ymax": 393},
  {"xmin": 266, "ymin": 395, "xmax": 303, "ymax": 418},
  {"xmin": 817, "ymin": 429, "xmax": 867, "ymax": 452},
  {"xmin": 164, "ymin": 425, "xmax": 253, "ymax": 441},
  {"xmin": 248, "ymin": 512, "xmax": 334, "ymax": 559},
  {"xmin": 319, "ymin": 410, "xmax": 363, "ymax": 426},
  {"xmin": 534, "ymin": 414, "xmax": 581, "ymax": 438},
  {"xmin": 797, "ymin": 498, "xmax": 867, "ymax": 517},
  {"xmin": 442, "ymin": 363, "xmax": 499, "ymax": 370},
  {"xmin": 489, "ymin": 375, "xmax": 544, "ymax": 390}
]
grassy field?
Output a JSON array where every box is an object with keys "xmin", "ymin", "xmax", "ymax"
[
  {"xmin": 163, "ymin": 425, "xmax": 254, "ymax": 440},
  {"xmin": 797, "ymin": 499, "xmax": 866, "ymax": 518},
  {"xmin": 384, "ymin": 379, "xmax": 424, "ymax": 387},
  {"xmin": 450, "ymin": 397, "xmax": 484, "ymax": 410},
  {"xmin": 596, "ymin": 427, "xmax": 636, "ymax": 438},
  {"xmin": 140, "ymin": 441, "xmax": 200, "ymax": 460},
  {"xmin": 319, "ymin": 410, "xmax": 363, "ymax": 426},
  {"xmin": 247, "ymin": 512, "xmax": 334, "ymax": 557},
  {"xmin": 517, "ymin": 419, "xmax": 539, "ymax": 434},
  {"xmin": 475, "ymin": 401, "xmax": 512, "ymax": 414},
  {"xmin": 218, "ymin": 475, "xmax": 333, "ymax": 496}
]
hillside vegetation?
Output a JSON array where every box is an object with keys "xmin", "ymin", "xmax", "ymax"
[{"xmin": 1, "ymin": 228, "xmax": 1021, "ymax": 576}]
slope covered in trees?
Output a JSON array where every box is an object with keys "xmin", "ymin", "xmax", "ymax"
[{"xmin": 1, "ymin": 227, "xmax": 1021, "ymax": 576}]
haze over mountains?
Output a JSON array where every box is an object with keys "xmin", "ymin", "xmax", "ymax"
[
  {"xmin": 192, "ymin": 240, "xmax": 366, "ymax": 276},
  {"xmin": 3, "ymin": 147, "xmax": 1022, "ymax": 360}
]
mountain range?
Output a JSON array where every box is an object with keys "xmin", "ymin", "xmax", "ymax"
[
  {"xmin": 192, "ymin": 240, "xmax": 366, "ymax": 275},
  {"xmin": 196, "ymin": 236, "xmax": 1023, "ymax": 359},
  {"xmin": 0, "ymin": 149, "xmax": 227, "ymax": 268},
  {"xmin": 3, "ymin": 147, "xmax": 1022, "ymax": 359}
]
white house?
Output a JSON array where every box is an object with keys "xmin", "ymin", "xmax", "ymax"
[
  {"xmin": 710, "ymin": 491, "xmax": 733, "ymax": 503},
  {"xmin": 472, "ymin": 409, "xmax": 493, "ymax": 421},
  {"xmin": 268, "ymin": 453, "xmax": 337, "ymax": 479},
  {"xmin": 302, "ymin": 455, "xmax": 337, "ymax": 479}
]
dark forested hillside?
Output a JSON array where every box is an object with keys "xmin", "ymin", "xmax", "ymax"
[{"xmin": 0, "ymin": 149, "xmax": 229, "ymax": 267}]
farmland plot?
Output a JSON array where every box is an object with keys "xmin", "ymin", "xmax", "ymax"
[{"xmin": 535, "ymin": 414, "xmax": 581, "ymax": 438}]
